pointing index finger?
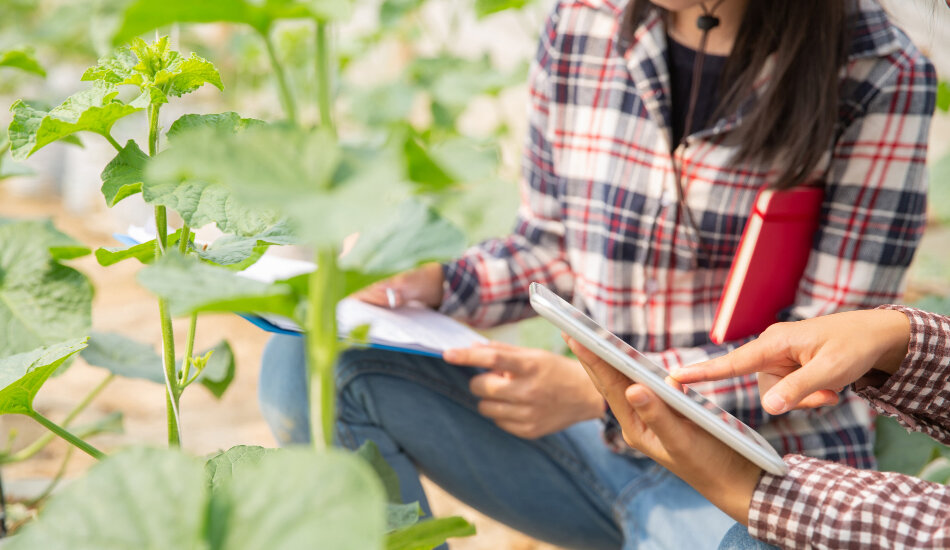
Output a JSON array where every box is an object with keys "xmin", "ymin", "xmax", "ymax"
[
  {"xmin": 443, "ymin": 343, "xmax": 524, "ymax": 374},
  {"xmin": 671, "ymin": 335, "xmax": 784, "ymax": 383}
]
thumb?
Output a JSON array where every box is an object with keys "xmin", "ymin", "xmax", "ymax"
[{"xmin": 625, "ymin": 385, "xmax": 679, "ymax": 439}]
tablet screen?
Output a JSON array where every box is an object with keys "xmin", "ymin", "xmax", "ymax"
[{"xmin": 529, "ymin": 283, "xmax": 784, "ymax": 472}]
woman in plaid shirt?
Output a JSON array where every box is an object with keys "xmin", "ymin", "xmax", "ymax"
[
  {"xmin": 570, "ymin": 305, "xmax": 950, "ymax": 549},
  {"xmin": 258, "ymin": 0, "xmax": 936, "ymax": 547}
]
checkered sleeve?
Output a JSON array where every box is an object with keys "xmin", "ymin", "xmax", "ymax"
[
  {"xmin": 749, "ymin": 454, "xmax": 950, "ymax": 549},
  {"xmin": 439, "ymin": 4, "xmax": 574, "ymax": 328},
  {"xmin": 855, "ymin": 306, "xmax": 950, "ymax": 445}
]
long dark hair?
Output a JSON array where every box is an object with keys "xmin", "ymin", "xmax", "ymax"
[{"xmin": 622, "ymin": 1, "xmax": 851, "ymax": 189}]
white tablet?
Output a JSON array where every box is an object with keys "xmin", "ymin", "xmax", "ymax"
[{"xmin": 529, "ymin": 283, "xmax": 788, "ymax": 476}]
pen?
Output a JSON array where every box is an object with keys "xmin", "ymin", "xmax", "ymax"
[{"xmin": 386, "ymin": 288, "xmax": 398, "ymax": 309}]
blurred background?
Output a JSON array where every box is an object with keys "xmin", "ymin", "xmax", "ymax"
[{"xmin": 0, "ymin": 0, "xmax": 947, "ymax": 547}]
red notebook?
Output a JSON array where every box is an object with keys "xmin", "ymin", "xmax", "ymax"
[{"xmin": 710, "ymin": 186, "xmax": 824, "ymax": 344}]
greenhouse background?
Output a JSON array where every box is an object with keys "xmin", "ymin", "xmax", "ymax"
[{"xmin": 0, "ymin": 0, "xmax": 948, "ymax": 547}]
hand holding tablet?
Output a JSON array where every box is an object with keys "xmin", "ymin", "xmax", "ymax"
[{"xmin": 529, "ymin": 282, "xmax": 787, "ymax": 476}]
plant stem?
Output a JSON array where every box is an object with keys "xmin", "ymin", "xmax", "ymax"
[
  {"xmin": 148, "ymin": 101, "xmax": 181, "ymax": 447},
  {"xmin": 307, "ymin": 247, "xmax": 343, "ymax": 449},
  {"xmin": 178, "ymin": 313, "xmax": 198, "ymax": 392},
  {"xmin": 103, "ymin": 132, "xmax": 123, "ymax": 153},
  {"xmin": 315, "ymin": 21, "xmax": 334, "ymax": 134},
  {"xmin": 3, "ymin": 374, "xmax": 115, "ymax": 464},
  {"xmin": 25, "ymin": 411, "xmax": 104, "ymax": 460},
  {"xmin": 262, "ymin": 30, "xmax": 298, "ymax": 125},
  {"xmin": 25, "ymin": 445, "xmax": 73, "ymax": 507}
]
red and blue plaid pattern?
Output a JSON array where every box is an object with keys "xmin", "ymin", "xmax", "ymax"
[
  {"xmin": 440, "ymin": 0, "xmax": 936, "ymax": 468},
  {"xmin": 751, "ymin": 307, "xmax": 950, "ymax": 548}
]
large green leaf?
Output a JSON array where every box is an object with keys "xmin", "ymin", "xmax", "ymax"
[
  {"xmin": 9, "ymin": 82, "xmax": 144, "ymax": 160},
  {"xmin": 80, "ymin": 331, "xmax": 163, "ymax": 383},
  {"xmin": 356, "ymin": 440, "xmax": 402, "ymax": 503},
  {"xmin": 0, "ymin": 47, "xmax": 46, "ymax": 77},
  {"xmin": 385, "ymin": 517, "xmax": 476, "ymax": 550},
  {"xmin": 205, "ymin": 445, "xmax": 277, "ymax": 493},
  {"xmin": 11, "ymin": 446, "xmax": 387, "ymax": 549},
  {"xmin": 0, "ymin": 339, "xmax": 87, "ymax": 415},
  {"xmin": 112, "ymin": 0, "xmax": 354, "ymax": 44},
  {"xmin": 340, "ymin": 199, "xmax": 465, "ymax": 277},
  {"xmin": 208, "ymin": 449, "xmax": 386, "ymax": 550},
  {"xmin": 0, "ymin": 221, "xmax": 93, "ymax": 357},
  {"xmin": 875, "ymin": 415, "xmax": 942, "ymax": 475},
  {"xmin": 101, "ymin": 140, "xmax": 147, "ymax": 206},
  {"xmin": 7, "ymin": 447, "xmax": 208, "ymax": 550},
  {"xmin": 80, "ymin": 332, "xmax": 235, "ymax": 398},
  {"xmin": 167, "ymin": 112, "xmax": 266, "ymax": 139},
  {"xmin": 146, "ymin": 125, "xmax": 411, "ymax": 247},
  {"xmin": 137, "ymin": 253, "xmax": 298, "ymax": 318}
]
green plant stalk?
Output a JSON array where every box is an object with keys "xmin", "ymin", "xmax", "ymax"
[
  {"xmin": 25, "ymin": 411, "xmax": 104, "ymax": 460},
  {"xmin": 175, "ymin": 225, "xmax": 198, "ymax": 393},
  {"xmin": 3, "ymin": 373, "xmax": 115, "ymax": 464},
  {"xmin": 102, "ymin": 132, "xmax": 123, "ymax": 153},
  {"xmin": 315, "ymin": 21, "xmax": 334, "ymax": 134},
  {"xmin": 307, "ymin": 247, "xmax": 343, "ymax": 449},
  {"xmin": 148, "ymin": 102, "xmax": 181, "ymax": 447},
  {"xmin": 262, "ymin": 30, "xmax": 298, "ymax": 124},
  {"xmin": 178, "ymin": 313, "xmax": 198, "ymax": 392},
  {"xmin": 26, "ymin": 445, "xmax": 74, "ymax": 507}
]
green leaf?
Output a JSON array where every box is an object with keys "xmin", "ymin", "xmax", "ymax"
[
  {"xmin": 340, "ymin": 199, "xmax": 465, "ymax": 279},
  {"xmin": 0, "ymin": 221, "xmax": 93, "ymax": 357},
  {"xmin": 101, "ymin": 140, "xmax": 147, "ymax": 206},
  {"xmin": 403, "ymin": 132, "xmax": 457, "ymax": 193},
  {"xmin": 146, "ymin": 125, "xmax": 410, "ymax": 247},
  {"xmin": 195, "ymin": 340, "xmax": 235, "ymax": 398},
  {"xmin": 356, "ymin": 440, "xmax": 402, "ymax": 503},
  {"xmin": 474, "ymin": 0, "xmax": 530, "ymax": 18},
  {"xmin": 386, "ymin": 502, "xmax": 422, "ymax": 533},
  {"xmin": 7, "ymin": 447, "xmax": 208, "ymax": 550},
  {"xmin": 385, "ymin": 516, "xmax": 476, "ymax": 550},
  {"xmin": 875, "ymin": 415, "xmax": 942, "ymax": 474},
  {"xmin": 0, "ymin": 47, "xmax": 46, "ymax": 77},
  {"xmin": 81, "ymin": 331, "xmax": 234, "ymax": 398},
  {"xmin": 379, "ymin": 0, "xmax": 425, "ymax": 27},
  {"xmin": 919, "ymin": 457, "xmax": 950, "ymax": 484},
  {"xmin": 208, "ymin": 449, "xmax": 386, "ymax": 550},
  {"xmin": 193, "ymin": 223, "xmax": 298, "ymax": 269},
  {"xmin": 937, "ymin": 81, "xmax": 950, "ymax": 113},
  {"xmin": 205, "ymin": 445, "xmax": 276, "ymax": 493},
  {"xmin": 80, "ymin": 331, "xmax": 163, "ymax": 383},
  {"xmin": 0, "ymin": 339, "xmax": 87, "ymax": 415},
  {"xmin": 167, "ymin": 112, "xmax": 265, "ymax": 140},
  {"xmin": 112, "ymin": 0, "xmax": 354, "ymax": 44},
  {"xmin": 137, "ymin": 253, "xmax": 298, "ymax": 318},
  {"xmin": 9, "ymin": 82, "xmax": 143, "ymax": 160},
  {"xmin": 94, "ymin": 230, "xmax": 183, "ymax": 267}
]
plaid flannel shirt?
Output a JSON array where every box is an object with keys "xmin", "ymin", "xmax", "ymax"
[
  {"xmin": 750, "ymin": 306, "xmax": 950, "ymax": 549},
  {"xmin": 439, "ymin": 0, "xmax": 935, "ymax": 468}
]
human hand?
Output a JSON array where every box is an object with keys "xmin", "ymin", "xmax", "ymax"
[
  {"xmin": 350, "ymin": 262, "xmax": 444, "ymax": 309},
  {"xmin": 442, "ymin": 342, "xmax": 605, "ymax": 439},
  {"xmin": 672, "ymin": 309, "xmax": 911, "ymax": 415},
  {"xmin": 564, "ymin": 335, "xmax": 761, "ymax": 524}
]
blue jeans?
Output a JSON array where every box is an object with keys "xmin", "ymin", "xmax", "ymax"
[
  {"xmin": 717, "ymin": 524, "xmax": 778, "ymax": 550},
  {"xmin": 259, "ymin": 334, "xmax": 736, "ymax": 550}
]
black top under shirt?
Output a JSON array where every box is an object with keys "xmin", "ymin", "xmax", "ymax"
[{"xmin": 666, "ymin": 36, "xmax": 728, "ymax": 147}]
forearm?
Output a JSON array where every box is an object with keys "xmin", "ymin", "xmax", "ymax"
[
  {"xmin": 750, "ymin": 454, "xmax": 950, "ymax": 549},
  {"xmin": 854, "ymin": 306, "xmax": 950, "ymax": 445}
]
